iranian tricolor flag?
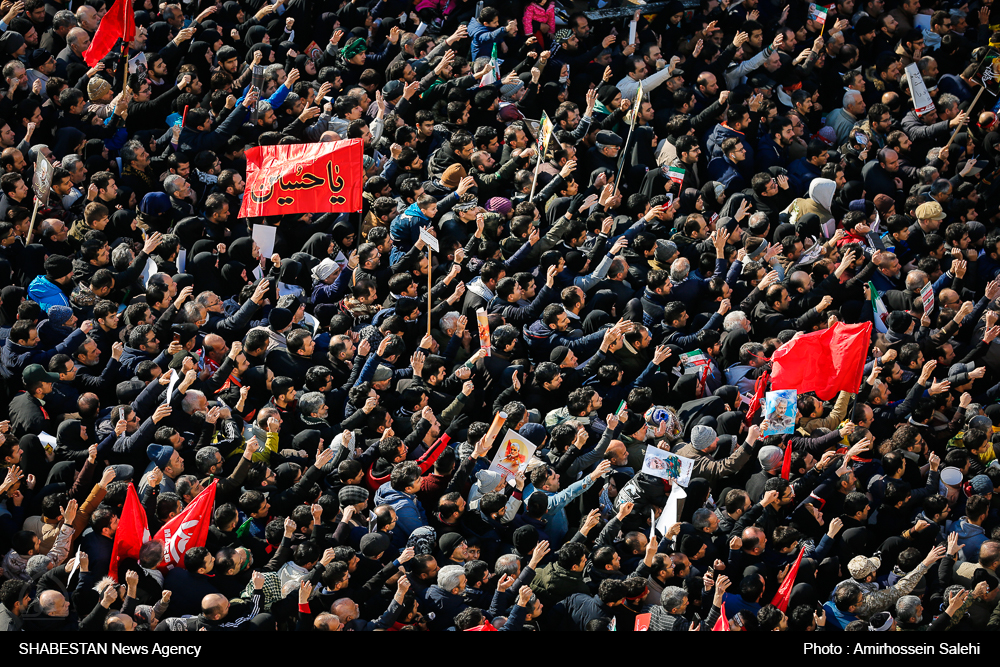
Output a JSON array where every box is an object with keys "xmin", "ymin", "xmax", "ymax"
[
  {"xmin": 808, "ymin": 3, "xmax": 828, "ymax": 24},
  {"xmin": 480, "ymin": 43, "xmax": 499, "ymax": 87},
  {"xmin": 667, "ymin": 166, "xmax": 686, "ymax": 184},
  {"xmin": 869, "ymin": 280, "xmax": 889, "ymax": 334}
]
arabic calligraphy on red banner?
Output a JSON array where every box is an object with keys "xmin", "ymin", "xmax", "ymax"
[{"xmin": 238, "ymin": 139, "xmax": 364, "ymax": 218}]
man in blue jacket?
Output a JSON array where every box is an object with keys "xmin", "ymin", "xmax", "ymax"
[
  {"xmin": 28, "ymin": 255, "xmax": 74, "ymax": 312},
  {"xmin": 373, "ymin": 461, "xmax": 427, "ymax": 545}
]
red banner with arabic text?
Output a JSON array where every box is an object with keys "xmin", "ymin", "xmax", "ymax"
[{"xmin": 239, "ymin": 140, "xmax": 364, "ymax": 218}]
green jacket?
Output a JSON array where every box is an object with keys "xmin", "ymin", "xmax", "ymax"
[{"xmin": 530, "ymin": 562, "xmax": 589, "ymax": 609}]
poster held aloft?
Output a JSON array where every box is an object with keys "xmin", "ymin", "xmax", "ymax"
[
  {"xmin": 904, "ymin": 63, "xmax": 934, "ymax": 116},
  {"xmin": 476, "ymin": 308, "xmax": 492, "ymax": 356},
  {"xmin": 641, "ymin": 447, "xmax": 694, "ymax": 487},
  {"xmin": 761, "ymin": 390, "xmax": 797, "ymax": 436},
  {"xmin": 488, "ymin": 431, "xmax": 537, "ymax": 484}
]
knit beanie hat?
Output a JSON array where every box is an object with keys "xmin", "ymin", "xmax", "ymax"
[
  {"xmin": 44, "ymin": 255, "xmax": 73, "ymax": 280},
  {"xmin": 486, "ymin": 197, "xmax": 512, "ymax": 215},
  {"xmin": 47, "ymin": 305, "xmax": 73, "ymax": 326},
  {"xmin": 691, "ymin": 425, "xmax": 717, "ymax": 451},
  {"xmin": 500, "ymin": 80, "xmax": 523, "ymax": 101},
  {"xmin": 87, "ymin": 77, "xmax": 112, "ymax": 100},
  {"xmin": 475, "ymin": 469, "xmax": 502, "ymax": 491},
  {"xmin": 338, "ymin": 484, "xmax": 369, "ymax": 506},
  {"xmin": 970, "ymin": 474, "xmax": 994, "ymax": 495},
  {"xmin": 441, "ymin": 164, "xmax": 467, "ymax": 189},
  {"xmin": 269, "ymin": 308, "xmax": 293, "ymax": 331},
  {"xmin": 438, "ymin": 532, "xmax": 466, "ymax": 557}
]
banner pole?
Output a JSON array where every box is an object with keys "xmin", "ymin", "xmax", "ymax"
[
  {"xmin": 528, "ymin": 154, "xmax": 542, "ymax": 201},
  {"xmin": 427, "ymin": 247, "xmax": 433, "ymax": 337},
  {"xmin": 25, "ymin": 198, "xmax": 41, "ymax": 246},
  {"xmin": 943, "ymin": 86, "xmax": 984, "ymax": 151},
  {"xmin": 614, "ymin": 115, "xmax": 637, "ymax": 192}
]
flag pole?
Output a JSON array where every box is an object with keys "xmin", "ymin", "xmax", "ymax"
[
  {"xmin": 24, "ymin": 198, "xmax": 41, "ymax": 246},
  {"xmin": 528, "ymin": 151, "xmax": 543, "ymax": 201},
  {"xmin": 943, "ymin": 85, "xmax": 984, "ymax": 151},
  {"xmin": 427, "ymin": 246, "xmax": 432, "ymax": 337},
  {"xmin": 614, "ymin": 111, "xmax": 637, "ymax": 192}
]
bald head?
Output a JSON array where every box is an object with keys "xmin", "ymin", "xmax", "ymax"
[
  {"xmin": 314, "ymin": 612, "xmax": 342, "ymax": 631},
  {"xmin": 39, "ymin": 590, "xmax": 68, "ymax": 616},
  {"xmin": 67, "ymin": 27, "xmax": 89, "ymax": 53},
  {"xmin": 742, "ymin": 527, "xmax": 766, "ymax": 552},
  {"xmin": 331, "ymin": 597, "xmax": 357, "ymax": 621},
  {"xmin": 201, "ymin": 593, "xmax": 228, "ymax": 619}
]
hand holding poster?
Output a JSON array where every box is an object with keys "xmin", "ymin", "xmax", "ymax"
[
  {"xmin": 488, "ymin": 431, "xmax": 537, "ymax": 484},
  {"xmin": 641, "ymin": 446, "xmax": 694, "ymax": 487},
  {"xmin": 905, "ymin": 62, "xmax": 935, "ymax": 116},
  {"xmin": 762, "ymin": 389, "xmax": 797, "ymax": 436},
  {"xmin": 920, "ymin": 280, "xmax": 934, "ymax": 317},
  {"xmin": 32, "ymin": 152, "xmax": 53, "ymax": 206},
  {"xmin": 476, "ymin": 308, "xmax": 491, "ymax": 356}
]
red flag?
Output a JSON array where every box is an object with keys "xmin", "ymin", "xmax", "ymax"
[
  {"xmin": 154, "ymin": 480, "xmax": 217, "ymax": 571},
  {"xmin": 634, "ymin": 612, "xmax": 651, "ymax": 631},
  {"xmin": 107, "ymin": 483, "xmax": 149, "ymax": 581},
  {"xmin": 83, "ymin": 0, "xmax": 136, "ymax": 67},
  {"xmin": 239, "ymin": 140, "xmax": 364, "ymax": 218},
  {"xmin": 780, "ymin": 440, "xmax": 792, "ymax": 480},
  {"xmin": 771, "ymin": 547, "xmax": 805, "ymax": 612},
  {"xmin": 712, "ymin": 602, "xmax": 730, "ymax": 631},
  {"xmin": 744, "ymin": 370, "xmax": 770, "ymax": 424},
  {"xmin": 770, "ymin": 322, "xmax": 872, "ymax": 401}
]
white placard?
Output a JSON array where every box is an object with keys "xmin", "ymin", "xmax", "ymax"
[
  {"xmin": 166, "ymin": 371, "xmax": 179, "ymax": 404},
  {"xmin": 419, "ymin": 226, "xmax": 439, "ymax": 252},
  {"xmin": 905, "ymin": 62, "xmax": 934, "ymax": 115},
  {"xmin": 656, "ymin": 483, "xmax": 687, "ymax": 536},
  {"xmin": 39, "ymin": 431, "xmax": 57, "ymax": 451},
  {"xmin": 252, "ymin": 224, "xmax": 277, "ymax": 259},
  {"xmin": 176, "ymin": 248, "xmax": 186, "ymax": 273},
  {"xmin": 141, "ymin": 257, "xmax": 157, "ymax": 286},
  {"xmin": 67, "ymin": 545, "xmax": 81, "ymax": 583}
]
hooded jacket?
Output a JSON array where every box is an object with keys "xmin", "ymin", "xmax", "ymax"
[
  {"xmin": 374, "ymin": 484, "xmax": 428, "ymax": 542},
  {"xmin": 389, "ymin": 202, "xmax": 431, "ymax": 248},
  {"xmin": 785, "ymin": 178, "xmax": 835, "ymax": 225},
  {"xmin": 27, "ymin": 275, "xmax": 72, "ymax": 312},
  {"xmin": 946, "ymin": 517, "xmax": 988, "ymax": 562}
]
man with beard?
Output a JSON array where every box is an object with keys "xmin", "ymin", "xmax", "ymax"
[{"xmin": 755, "ymin": 117, "xmax": 794, "ymax": 172}]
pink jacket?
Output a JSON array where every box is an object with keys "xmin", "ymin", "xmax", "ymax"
[
  {"xmin": 523, "ymin": 2, "xmax": 555, "ymax": 36},
  {"xmin": 415, "ymin": 0, "xmax": 456, "ymax": 17}
]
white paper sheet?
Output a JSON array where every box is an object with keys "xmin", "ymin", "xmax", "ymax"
[{"xmin": 252, "ymin": 224, "xmax": 277, "ymax": 259}]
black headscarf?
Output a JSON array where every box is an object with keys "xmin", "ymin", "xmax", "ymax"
[
  {"xmin": 147, "ymin": 22, "xmax": 173, "ymax": 52},
  {"xmin": 220, "ymin": 261, "xmax": 249, "ymax": 299},
  {"xmin": 229, "ymin": 236, "xmax": 257, "ymax": 266},
  {"xmin": 300, "ymin": 232, "xmax": 332, "ymax": 259},
  {"xmin": 188, "ymin": 251, "xmax": 222, "ymax": 286},
  {"xmin": 0, "ymin": 286, "xmax": 25, "ymax": 327}
]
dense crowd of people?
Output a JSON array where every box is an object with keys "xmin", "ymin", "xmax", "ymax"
[{"xmin": 0, "ymin": 0, "xmax": 1000, "ymax": 635}]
